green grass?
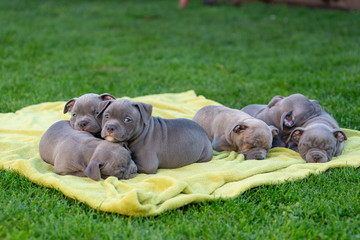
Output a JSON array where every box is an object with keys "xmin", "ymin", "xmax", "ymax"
[{"xmin": 0, "ymin": 0, "xmax": 359, "ymax": 239}]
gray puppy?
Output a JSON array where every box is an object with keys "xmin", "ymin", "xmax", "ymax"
[
  {"xmin": 241, "ymin": 93, "xmax": 322, "ymax": 148},
  {"xmin": 97, "ymin": 99, "xmax": 213, "ymax": 174},
  {"xmin": 39, "ymin": 120, "xmax": 137, "ymax": 181},
  {"xmin": 64, "ymin": 93, "xmax": 116, "ymax": 135},
  {"xmin": 193, "ymin": 105, "xmax": 279, "ymax": 160},
  {"xmin": 288, "ymin": 110, "xmax": 347, "ymax": 163}
]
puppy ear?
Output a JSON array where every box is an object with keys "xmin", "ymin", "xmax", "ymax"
[
  {"xmin": 124, "ymin": 161, "xmax": 138, "ymax": 179},
  {"xmin": 231, "ymin": 122, "xmax": 248, "ymax": 134},
  {"xmin": 96, "ymin": 100, "xmax": 114, "ymax": 119},
  {"xmin": 280, "ymin": 111, "xmax": 294, "ymax": 130},
  {"xmin": 100, "ymin": 93, "xmax": 116, "ymax": 101},
  {"xmin": 63, "ymin": 98, "xmax": 77, "ymax": 114},
  {"xmin": 289, "ymin": 127, "xmax": 305, "ymax": 144},
  {"xmin": 267, "ymin": 95, "xmax": 284, "ymax": 108},
  {"xmin": 84, "ymin": 161, "xmax": 102, "ymax": 181},
  {"xmin": 333, "ymin": 130, "xmax": 347, "ymax": 142},
  {"xmin": 269, "ymin": 125, "xmax": 279, "ymax": 138},
  {"xmin": 133, "ymin": 102, "xmax": 152, "ymax": 125},
  {"xmin": 310, "ymin": 99, "xmax": 322, "ymax": 114}
]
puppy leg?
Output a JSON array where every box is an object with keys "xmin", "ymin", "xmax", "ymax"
[
  {"xmin": 55, "ymin": 170, "xmax": 87, "ymax": 178},
  {"xmin": 212, "ymin": 137, "xmax": 236, "ymax": 152},
  {"xmin": 134, "ymin": 152, "xmax": 159, "ymax": 174}
]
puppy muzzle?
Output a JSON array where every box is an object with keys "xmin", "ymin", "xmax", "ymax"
[
  {"xmin": 305, "ymin": 150, "xmax": 329, "ymax": 163},
  {"xmin": 73, "ymin": 118, "xmax": 101, "ymax": 134},
  {"xmin": 101, "ymin": 123, "xmax": 127, "ymax": 142},
  {"xmin": 244, "ymin": 149, "xmax": 267, "ymax": 160}
]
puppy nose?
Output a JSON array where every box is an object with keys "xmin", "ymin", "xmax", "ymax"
[
  {"xmin": 312, "ymin": 154, "xmax": 322, "ymax": 162},
  {"xmin": 106, "ymin": 125, "xmax": 116, "ymax": 133},
  {"xmin": 245, "ymin": 152, "xmax": 265, "ymax": 160},
  {"xmin": 251, "ymin": 152, "xmax": 265, "ymax": 160},
  {"xmin": 255, "ymin": 155, "xmax": 265, "ymax": 160},
  {"xmin": 78, "ymin": 120, "xmax": 88, "ymax": 128}
]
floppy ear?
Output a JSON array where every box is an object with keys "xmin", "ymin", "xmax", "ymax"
[
  {"xmin": 230, "ymin": 121, "xmax": 248, "ymax": 134},
  {"xmin": 333, "ymin": 130, "xmax": 347, "ymax": 142},
  {"xmin": 123, "ymin": 160, "xmax": 137, "ymax": 179},
  {"xmin": 96, "ymin": 100, "xmax": 114, "ymax": 119},
  {"xmin": 133, "ymin": 102, "xmax": 152, "ymax": 125},
  {"xmin": 84, "ymin": 161, "xmax": 102, "ymax": 181},
  {"xmin": 100, "ymin": 93, "xmax": 116, "ymax": 101},
  {"xmin": 269, "ymin": 125, "xmax": 279, "ymax": 138},
  {"xmin": 63, "ymin": 98, "xmax": 77, "ymax": 114},
  {"xmin": 310, "ymin": 99, "xmax": 322, "ymax": 114},
  {"xmin": 267, "ymin": 95, "xmax": 284, "ymax": 108},
  {"xmin": 280, "ymin": 111, "xmax": 294, "ymax": 130},
  {"xmin": 289, "ymin": 127, "xmax": 305, "ymax": 144}
]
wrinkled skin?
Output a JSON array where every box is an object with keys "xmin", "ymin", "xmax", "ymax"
[
  {"xmin": 241, "ymin": 93, "xmax": 323, "ymax": 148},
  {"xmin": 97, "ymin": 99, "xmax": 213, "ymax": 174},
  {"xmin": 39, "ymin": 120, "xmax": 137, "ymax": 181},
  {"xmin": 64, "ymin": 93, "xmax": 115, "ymax": 135},
  {"xmin": 288, "ymin": 112, "xmax": 347, "ymax": 163},
  {"xmin": 193, "ymin": 105, "xmax": 279, "ymax": 160}
]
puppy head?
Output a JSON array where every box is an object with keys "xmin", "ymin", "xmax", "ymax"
[
  {"xmin": 229, "ymin": 119, "xmax": 277, "ymax": 160},
  {"xmin": 64, "ymin": 93, "xmax": 115, "ymax": 135},
  {"xmin": 268, "ymin": 94, "xmax": 322, "ymax": 130},
  {"xmin": 289, "ymin": 125, "xmax": 347, "ymax": 163},
  {"xmin": 97, "ymin": 99, "xmax": 152, "ymax": 143},
  {"xmin": 84, "ymin": 142, "xmax": 137, "ymax": 181}
]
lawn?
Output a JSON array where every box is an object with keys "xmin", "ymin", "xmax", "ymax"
[{"xmin": 0, "ymin": 0, "xmax": 359, "ymax": 239}]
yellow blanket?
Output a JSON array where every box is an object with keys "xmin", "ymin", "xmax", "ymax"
[{"xmin": 1, "ymin": 91, "xmax": 360, "ymax": 216}]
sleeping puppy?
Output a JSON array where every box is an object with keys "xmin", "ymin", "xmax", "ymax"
[
  {"xmin": 288, "ymin": 110, "xmax": 347, "ymax": 163},
  {"xmin": 193, "ymin": 105, "xmax": 279, "ymax": 160},
  {"xmin": 64, "ymin": 93, "xmax": 116, "ymax": 135},
  {"xmin": 39, "ymin": 120, "xmax": 137, "ymax": 181},
  {"xmin": 241, "ymin": 93, "xmax": 322, "ymax": 148},
  {"xmin": 97, "ymin": 99, "xmax": 213, "ymax": 174}
]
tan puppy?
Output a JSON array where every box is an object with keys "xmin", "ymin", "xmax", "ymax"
[
  {"xmin": 64, "ymin": 93, "xmax": 116, "ymax": 135},
  {"xmin": 193, "ymin": 105, "xmax": 279, "ymax": 160}
]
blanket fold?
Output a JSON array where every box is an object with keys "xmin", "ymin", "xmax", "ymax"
[{"xmin": 1, "ymin": 90, "xmax": 359, "ymax": 216}]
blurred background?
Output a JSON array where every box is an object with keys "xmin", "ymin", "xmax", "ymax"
[{"xmin": 1, "ymin": 0, "xmax": 359, "ymax": 129}]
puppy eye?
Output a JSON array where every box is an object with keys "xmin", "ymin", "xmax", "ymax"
[
  {"xmin": 104, "ymin": 114, "xmax": 109, "ymax": 119},
  {"xmin": 72, "ymin": 113, "xmax": 77, "ymax": 117},
  {"xmin": 124, "ymin": 117, "xmax": 132, "ymax": 123}
]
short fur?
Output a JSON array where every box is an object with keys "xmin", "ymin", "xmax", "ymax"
[
  {"xmin": 39, "ymin": 120, "xmax": 137, "ymax": 181},
  {"xmin": 64, "ymin": 93, "xmax": 115, "ymax": 135},
  {"xmin": 193, "ymin": 105, "xmax": 278, "ymax": 160},
  {"xmin": 288, "ymin": 110, "xmax": 347, "ymax": 163},
  {"xmin": 241, "ymin": 93, "xmax": 322, "ymax": 148},
  {"xmin": 97, "ymin": 99, "xmax": 213, "ymax": 174}
]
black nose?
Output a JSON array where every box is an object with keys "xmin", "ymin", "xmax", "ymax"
[
  {"xmin": 78, "ymin": 121, "xmax": 88, "ymax": 128},
  {"xmin": 255, "ymin": 154, "xmax": 265, "ymax": 160},
  {"xmin": 106, "ymin": 125, "xmax": 116, "ymax": 133},
  {"xmin": 312, "ymin": 154, "xmax": 322, "ymax": 162}
]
